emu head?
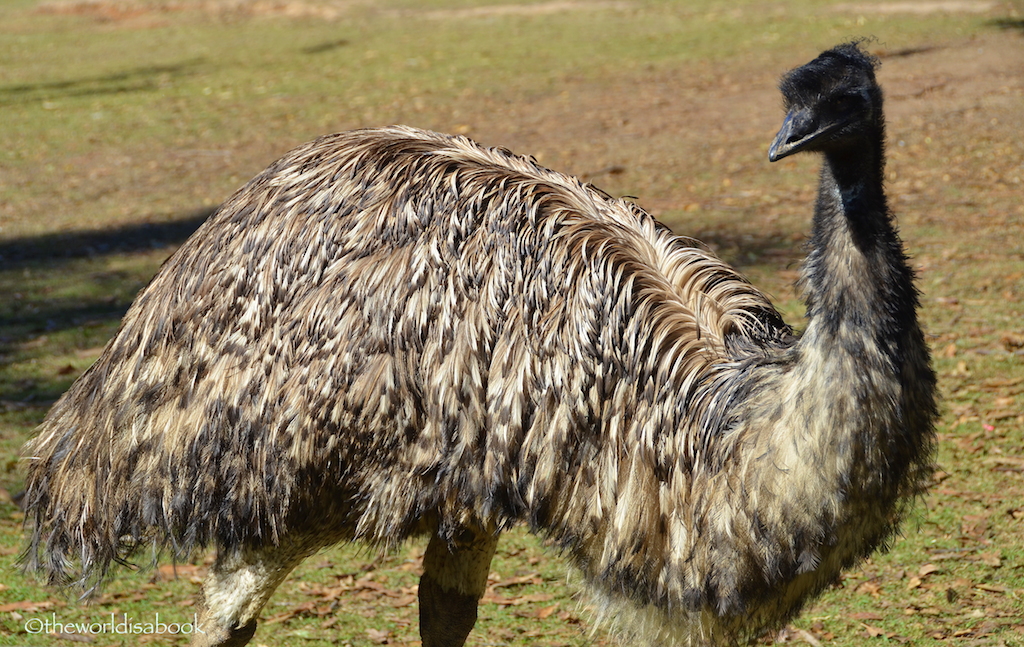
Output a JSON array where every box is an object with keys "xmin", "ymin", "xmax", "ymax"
[{"xmin": 768, "ymin": 42, "xmax": 883, "ymax": 162}]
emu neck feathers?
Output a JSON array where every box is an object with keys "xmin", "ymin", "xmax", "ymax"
[{"xmin": 799, "ymin": 136, "xmax": 917, "ymax": 350}]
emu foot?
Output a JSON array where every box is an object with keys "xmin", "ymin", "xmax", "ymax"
[{"xmin": 190, "ymin": 619, "xmax": 257, "ymax": 647}]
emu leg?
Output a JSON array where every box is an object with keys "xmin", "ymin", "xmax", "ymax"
[
  {"xmin": 190, "ymin": 539, "xmax": 315, "ymax": 647},
  {"xmin": 419, "ymin": 526, "xmax": 499, "ymax": 647}
]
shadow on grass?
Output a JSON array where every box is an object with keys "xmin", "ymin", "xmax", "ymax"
[
  {"xmin": 0, "ymin": 59, "xmax": 206, "ymax": 106},
  {"xmin": 986, "ymin": 17, "xmax": 1024, "ymax": 33},
  {"xmin": 0, "ymin": 209, "xmax": 213, "ymax": 270},
  {"xmin": 0, "ymin": 209, "xmax": 212, "ymax": 360},
  {"xmin": 301, "ymin": 39, "xmax": 350, "ymax": 55},
  {"xmin": 879, "ymin": 45, "xmax": 943, "ymax": 59}
]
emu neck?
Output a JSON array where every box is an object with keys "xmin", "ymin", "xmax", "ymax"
[{"xmin": 800, "ymin": 131, "xmax": 916, "ymax": 352}]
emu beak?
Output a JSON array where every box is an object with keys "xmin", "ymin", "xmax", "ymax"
[{"xmin": 768, "ymin": 108, "xmax": 818, "ymax": 162}]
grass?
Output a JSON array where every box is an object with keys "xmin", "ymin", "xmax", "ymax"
[{"xmin": 2, "ymin": 0, "xmax": 1023, "ymax": 645}]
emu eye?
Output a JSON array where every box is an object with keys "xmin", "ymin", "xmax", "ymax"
[{"xmin": 827, "ymin": 95, "xmax": 856, "ymax": 113}]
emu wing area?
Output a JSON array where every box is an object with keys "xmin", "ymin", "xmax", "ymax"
[{"xmin": 22, "ymin": 127, "xmax": 788, "ymax": 586}]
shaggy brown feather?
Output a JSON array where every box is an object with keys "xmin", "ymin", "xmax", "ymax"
[{"xmin": 24, "ymin": 127, "xmax": 782, "ymax": 578}]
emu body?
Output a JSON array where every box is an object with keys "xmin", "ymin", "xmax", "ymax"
[{"xmin": 23, "ymin": 43, "xmax": 936, "ymax": 647}]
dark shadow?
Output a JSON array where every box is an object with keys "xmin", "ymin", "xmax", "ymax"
[
  {"xmin": 0, "ymin": 59, "xmax": 206, "ymax": 106},
  {"xmin": 301, "ymin": 39, "xmax": 350, "ymax": 55},
  {"xmin": 0, "ymin": 302, "xmax": 131, "ymax": 406},
  {"xmin": 659, "ymin": 209, "xmax": 805, "ymax": 272},
  {"xmin": 0, "ymin": 209, "xmax": 214, "ymax": 270},
  {"xmin": 1, "ymin": 296, "xmax": 130, "ymax": 336},
  {"xmin": 0, "ymin": 210, "xmax": 214, "ymax": 365},
  {"xmin": 1, "ymin": 213, "xmax": 217, "ymax": 409},
  {"xmin": 684, "ymin": 229, "xmax": 804, "ymax": 271},
  {"xmin": 986, "ymin": 17, "xmax": 1024, "ymax": 33},
  {"xmin": 879, "ymin": 45, "xmax": 943, "ymax": 59}
]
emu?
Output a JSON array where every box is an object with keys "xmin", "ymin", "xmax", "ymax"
[{"xmin": 22, "ymin": 42, "xmax": 935, "ymax": 647}]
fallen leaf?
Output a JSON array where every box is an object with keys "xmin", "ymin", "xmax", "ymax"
[
  {"xmin": 982, "ymin": 376, "xmax": 1024, "ymax": 388},
  {"xmin": 1000, "ymin": 333, "xmax": 1024, "ymax": 351},
  {"xmin": 862, "ymin": 623, "xmax": 887, "ymax": 638},
  {"xmin": 986, "ymin": 456, "xmax": 1024, "ymax": 472},
  {"xmin": 520, "ymin": 593, "xmax": 554, "ymax": 604},
  {"xmin": 265, "ymin": 601, "xmax": 318, "ymax": 624},
  {"xmin": 961, "ymin": 514, "xmax": 990, "ymax": 539},
  {"xmin": 794, "ymin": 627, "xmax": 823, "ymax": 647},
  {"xmin": 918, "ymin": 563, "xmax": 941, "ymax": 577},
  {"xmin": 491, "ymin": 573, "xmax": 543, "ymax": 589},
  {"xmin": 354, "ymin": 578, "xmax": 388, "ymax": 593},
  {"xmin": 955, "ymin": 433, "xmax": 985, "ymax": 454},
  {"xmin": 929, "ymin": 469, "xmax": 951, "ymax": 484},
  {"xmin": 98, "ymin": 589, "xmax": 147, "ymax": 604},
  {"xmin": 155, "ymin": 563, "xmax": 206, "ymax": 581},
  {"xmin": 849, "ymin": 612, "xmax": 885, "ymax": 620},
  {"xmin": 0, "ymin": 600, "xmax": 55, "ymax": 612},
  {"xmin": 366, "ymin": 627, "xmax": 391, "ymax": 644},
  {"xmin": 855, "ymin": 580, "xmax": 882, "ymax": 597},
  {"xmin": 483, "ymin": 592, "xmax": 554, "ymax": 606}
]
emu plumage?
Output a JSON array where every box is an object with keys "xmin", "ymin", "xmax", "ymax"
[{"xmin": 23, "ymin": 42, "xmax": 936, "ymax": 646}]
